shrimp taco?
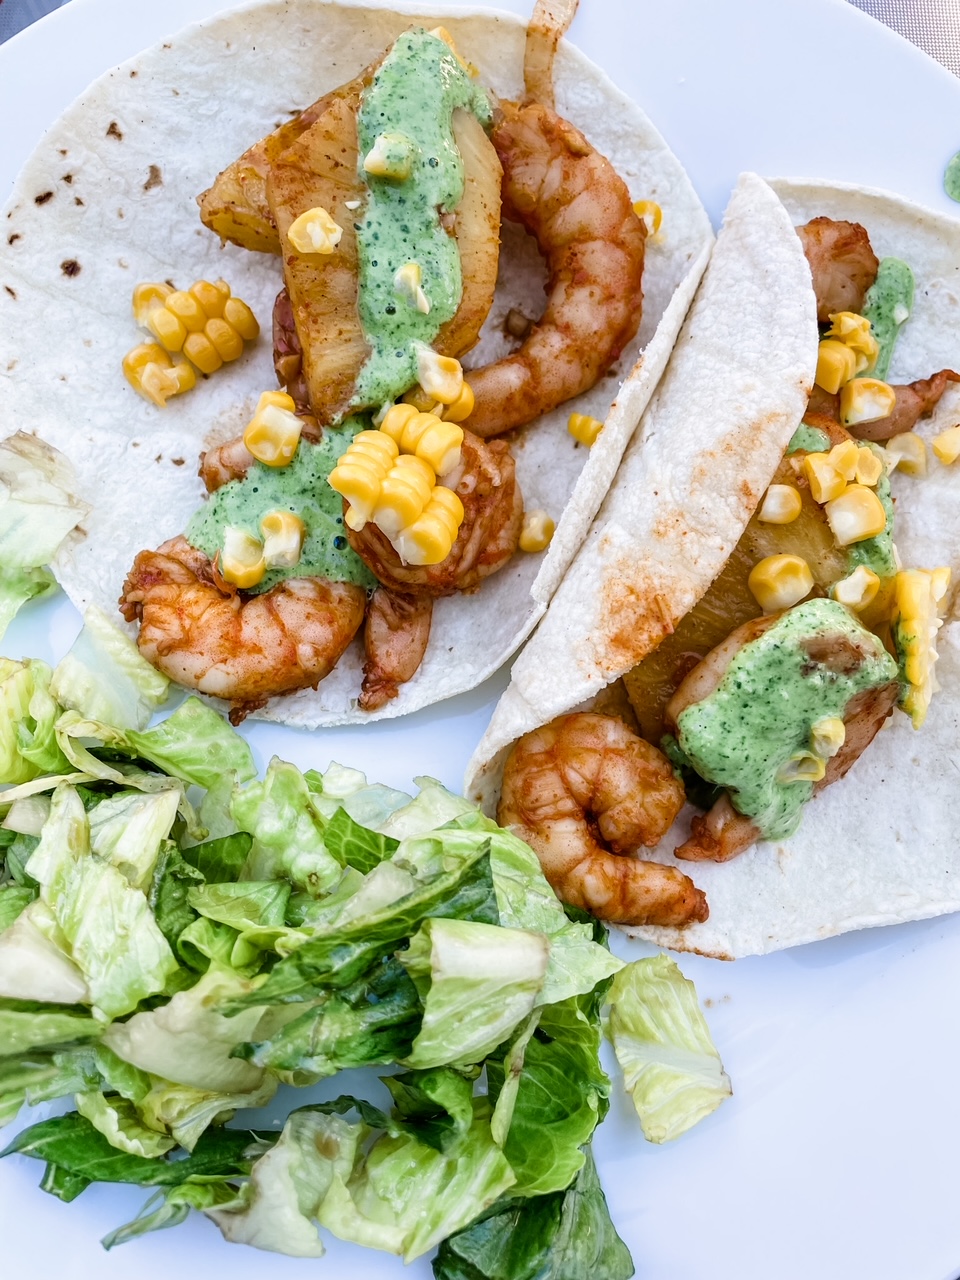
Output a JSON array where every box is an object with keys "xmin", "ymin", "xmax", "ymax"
[
  {"xmin": 0, "ymin": 0, "xmax": 712, "ymax": 726},
  {"xmin": 466, "ymin": 172, "xmax": 960, "ymax": 959}
]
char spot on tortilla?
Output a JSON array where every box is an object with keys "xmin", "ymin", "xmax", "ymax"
[
  {"xmin": 106, "ymin": 121, "xmax": 123, "ymax": 140},
  {"xmin": 7, "ymin": 234, "xmax": 20, "ymax": 245},
  {"xmin": 34, "ymin": 192, "xmax": 54, "ymax": 206},
  {"xmin": 172, "ymin": 458, "xmax": 185, "ymax": 467},
  {"xmin": 58, "ymin": 148, "xmax": 67, "ymax": 157},
  {"xmin": 60, "ymin": 259, "xmax": 81, "ymax": 278},
  {"xmin": 4, "ymin": 286, "xmax": 16, "ymax": 299},
  {"xmin": 74, "ymin": 198, "xmax": 84, "ymax": 207},
  {"xmin": 130, "ymin": 70, "xmax": 138, "ymax": 78},
  {"xmin": 144, "ymin": 165, "xmax": 162, "ymax": 191},
  {"xmin": 61, "ymin": 174, "xmax": 73, "ymax": 185}
]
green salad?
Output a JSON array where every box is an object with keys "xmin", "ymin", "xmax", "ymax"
[{"xmin": 0, "ymin": 610, "xmax": 731, "ymax": 1275}]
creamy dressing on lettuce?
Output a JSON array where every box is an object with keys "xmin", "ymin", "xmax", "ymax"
[
  {"xmin": 675, "ymin": 599, "xmax": 898, "ymax": 840},
  {"xmin": 352, "ymin": 29, "xmax": 492, "ymax": 405}
]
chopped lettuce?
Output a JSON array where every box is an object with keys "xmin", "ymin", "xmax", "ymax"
[
  {"xmin": 0, "ymin": 1000, "xmax": 99, "ymax": 1057},
  {"xmin": 233, "ymin": 758, "xmax": 341, "ymax": 894},
  {"xmin": 0, "ymin": 659, "xmax": 70, "ymax": 784},
  {"xmin": 50, "ymin": 605, "xmax": 169, "ymax": 731},
  {"xmin": 487, "ymin": 988, "xmax": 611, "ymax": 1197},
  {"xmin": 434, "ymin": 1147, "xmax": 634, "ymax": 1280},
  {"xmin": 0, "ymin": 432, "xmax": 89, "ymax": 642},
  {"xmin": 607, "ymin": 955, "xmax": 732, "ymax": 1143},
  {"xmin": 101, "ymin": 967, "xmax": 268, "ymax": 1094},
  {"xmin": 25, "ymin": 785, "xmax": 177, "ymax": 1019},
  {"xmin": 400, "ymin": 918, "xmax": 549, "ymax": 1069}
]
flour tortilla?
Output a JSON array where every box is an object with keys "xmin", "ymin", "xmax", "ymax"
[
  {"xmin": 467, "ymin": 174, "xmax": 960, "ymax": 959},
  {"xmin": 0, "ymin": 0, "xmax": 711, "ymax": 727}
]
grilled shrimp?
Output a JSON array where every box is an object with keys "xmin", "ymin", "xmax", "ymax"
[
  {"xmin": 359, "ymin": 587, "xmax": 433, "ymax": 711},
  {"xmin": 347, "ymin": 429, "xmax": 523, "ymax": 595},
  {"xmin": 119, "ymin": 536, "xmax": 366, "ymax": 723},
  {"xmin": 466, "ymin": 100, "xmax": 646, "ymax": 438},
  {"xmin": 498, "ymin": 714, "xmax": 706, "ymax": 926},
  {"xmin": 666, "ymin": 615, "xmax": 899, "ymax": 862},
  {"xmin": 797, "ymin": 217, "xmax": 879, "ymax": 322}
]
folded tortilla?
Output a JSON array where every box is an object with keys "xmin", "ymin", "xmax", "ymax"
[
  {"xmin": 468, "ymin": 172, "xmax": 960, "ymax": 958},
  {"xmin": 0, "ymin": 0, "xmax": 712, "ymax": 727}
]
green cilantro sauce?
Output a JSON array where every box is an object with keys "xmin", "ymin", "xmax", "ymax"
[
  {"xmin": 675, "ymin": 599, "xmax": 898, "ymax": 841},
  {"xmin": 788, "ymin": 423, "xmax": 830, "ymax": 454},
  {"xmin": 185, "ymin": 425, "xmax": 375, "ymax": 593},
  {"xmin": 860, "ymin": 257, "xmax": 914, "ymax": 382},
  {"xmin": 352, "ymin": 29, "xmax": 492, "ymax": 406}
]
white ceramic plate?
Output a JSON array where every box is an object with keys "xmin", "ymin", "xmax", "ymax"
[{"xmin": 3, "ymin": 2, "xmax": 960, "ymax": 1278}]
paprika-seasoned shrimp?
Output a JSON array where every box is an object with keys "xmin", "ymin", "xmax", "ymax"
[
  {"xmin": 497, "ymin": 713, "xmax": 707, "ymax": 926},
  {"xmin": 119, "ymin": 536, "xmax": 366, "ymax": 723},
  {"xmin": 347, "ymin": 429, "xmax": 523, "ymax": 595},
  {"xmin": 466, "ymin": 100, "xmax": 646, "ymax": 438}
]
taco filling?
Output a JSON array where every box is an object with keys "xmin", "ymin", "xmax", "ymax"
[
  {"xmin": 494, "ymin": 209, "xmax": 953, "ymax": 924},
  {"xmin": 119, "ymin": 21, "xmax": 649, "ymax": 722}
]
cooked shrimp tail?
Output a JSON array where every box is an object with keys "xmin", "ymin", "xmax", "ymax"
[
  {"xmin": 359, "ymin": 588, "xmax": 433, "ymax": 711},
  {"xmin": 120, "ymin": 536, "xmax": 366, "ymax": 723},
  {"xmin": 466, "ymin": 102, "xmax": 645, "ymax": 438},
  {"xmin": 675, "ymin": 794, "xmax": 762, "ymax": 863},
  {"xmin": 498, "ymin": 713, "xmax": 706, "ymax": 927}
]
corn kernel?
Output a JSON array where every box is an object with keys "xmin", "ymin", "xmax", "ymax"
[
  {"xmin": 373, "ymin": 455, "xmax": 436, "ymax": 537},
  {"xmin": 632, "ymin": 200, "xmax": 662, "ymax": 235},
  {"xmin": 831, "ymin": 565, "xmax": 881, "ymax": 612},
  {"xmin": 223, "ymin": 296, "xmax": 260, "ymax": 342},
  {"xmin": 776, "ymin": 751, "xmax": 827, "ymax": 784},
  {"xmin": 220, "ymin": 526, "xmax": 265, "ymax": 590},
  {"xmin": 261, "ymin": 509, "xmax": 305, "ymax": 568},
  {"xmin": 810, "ymin": 716, "xmax": 845, "ymax": 759},
  {"xmin": 854, "ymin": 445, "xmax": 884, "ymax": 487},
  {"xmin": 394, "ymin": 262, "xmax": 430, "ymax": 315},
  {"xmin": 519, "ymin": 509, "xmax": 555, "ymax": 553},
  {"xmin": 183, "ymin": 330, "xmax": 223, "ymax": 375},
  {"xmin": 145, "ymin": 304, "xmax": 187, "ymax": 354},
  {"xmin": 205, "ymin": 317, "xmax": 244, "ymax": 363},
  {"xmin": 394, "ymin": 485, "xmax": 465, "ymax": 565},
  {"xmin": 401, "ymin": 384, "xmax": 441, "ymax": 414},
  {"xmin": 363, "ymin": 131, "xmax": 417, "ymax": 181},
  {"xmin": 243, "ymin": 392, "xmax": 303, "ymax": 467},
  {"xmin": 329, "ymin": 430, "xmax": 398, "ymax": 531},
  {"xmin": 747, "ymin": 554, "xmax": 814, "ymax": 613},
  {"xmin": 164, "ymin": 289, "xmax": 207, "ymax": 333},
  {"xmin": 189, "ymin": 278, "xmax": 231, "ymax": 319},
  {"xmin": 415, "ymin": 346, "xmax": 464, "ymax": 405},
  {"xmin": 839, "ymin": 377, "xmax": 897, "ymax": 428},
  {"xmin": 122, "ymin": 343, "xmax": 196, "ymax": 407},
  {"xmin": 132, "ymin": 282, "xmax": 173, "ymax": 326},
  {"xmin": 287, "ymin": 206, "xmax": 343, "ymax": 255},
  {"xmin": 826, "ymin": 311, "xmax": 879, "ymax": 369},
  {"xmin": 932, "ymin": 424, "xmax": 960, "ymax": 465},
  {"xmin": 815, "ymin": 339, "xmax": 858, "ymax": 394},
  {"xmin": 442, "ymin": 380, "xmax": 475, "ymax": 423},
  {"xmin": 757, "ymin": 483, "xmax": 802, "ymax": 524},
  {"xmin": 824, "ymin": 484, "xmax": 887, "ymax": 546},
  {"xmin": 894, "ymin": 566, "xmax": 952, "ymax": 727},
  {"xmin": 885, "ymin": 431, "xmax": 927, "ymax": 476},
  {"xmin": 827, "ymin": 439, "xmax": 860, "ymax": 481},
  {"xmin": 568, "ymin": 413, "xmax": 604, "ymax": 447},
  {"xmin": 381, "ymin": 405, "xmax": 463, "ymax": 477},
  {"xmin": 803, "ymin": 452, "xmax": 847, "ymax": 503}
]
